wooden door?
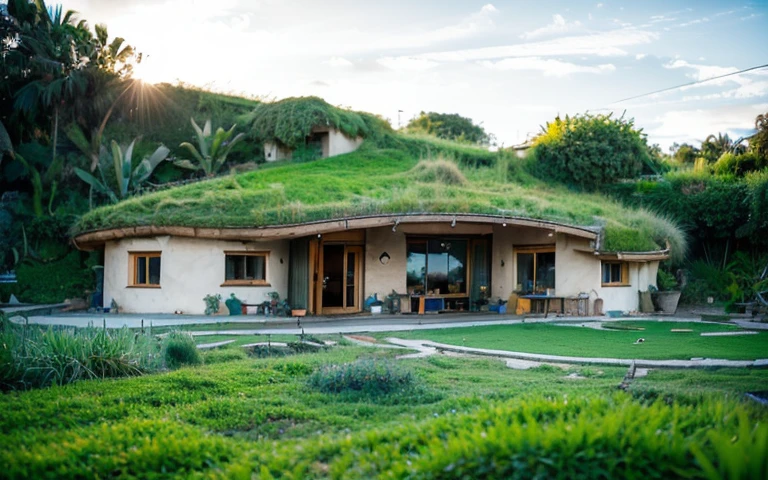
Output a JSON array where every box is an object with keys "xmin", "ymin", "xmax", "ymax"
[{"xmin": 319, "ymin": 245, "xmax": 362, "ymax": 314}]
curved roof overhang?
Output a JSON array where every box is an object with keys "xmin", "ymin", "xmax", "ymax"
[{"xmin": 72, "ymin": 213, "xmax": 600, "ymax": 251}]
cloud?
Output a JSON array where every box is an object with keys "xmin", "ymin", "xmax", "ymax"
[
  {"xmin": 520, "ymin": 14, "xmax": 583, "ymax": 40},
  {"xmin": 480, "ymin": 57, "xmax": 615, "ymax": 76},
  {"xmin": 409, "ymin": 28, "xmax": 658, "ymax": 63},
  {"xmin": 635, "ymin": 53, "xmax": 647, "ymax": 60},
  {"xmin": 325, "ymin": 56, "xmax": 353, "ymax": 67},
  {"xmin": 648, "ymin": 103, "xmax": 768, "ymax": 144},
  {"xmin": 384, "ymin": 3, "xmax": 499, "ymax": 49},
  {"xmin": 377, "ymin": 56, "xmax": 439, "ymax": 72}
]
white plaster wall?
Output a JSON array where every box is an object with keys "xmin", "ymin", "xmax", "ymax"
[
  {"xmin": 104, "ymin": 237, "xmax": 289, "ymax": 314},
  {"xmin": 364, "ymin": 226, "xmax": 407, "ymax": 298},
  {"xmin": 263, "ymin": 142, "xmax": 292, "ymax": 162},
  {"xmin": 328, "ymin": 129, "xmax": 363, "ymax": 157},
  {"xmin": 555, "ymin": 234, "xmax": 601, "ymax": 298}
]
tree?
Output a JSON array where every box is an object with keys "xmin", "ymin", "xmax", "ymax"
[
  {"xmin": 406, "ymin": 111, "xmax": 491, "ymax": 145},
  {"xmin": 530, "ymin": 113, "xmax": 650, "ymax": 190},
  {"xmin": 174, "ymin": 118, "xmax": 245, "ymax": 176},
  {"xmin": 669, "ymin": 143, "xmax": 700, "ymax": 164},
  {"xmin": 701, "ymin": 133, "xmax": 741, "ymax": 162},
  {"xmin": 752, "ymin": 112, "xmax": 768, "ymax": 160}
]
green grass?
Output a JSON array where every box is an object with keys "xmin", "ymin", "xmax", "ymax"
[
  {"xmin": 380, "ymin": 321, "xmax": 768, "ymax": 360},
  {"xmin": 75, "ymin": 136, "xmax": 685, "ymax": 254},
  {"xmin": 194, "ymin": 334, "xmax": 324, "ymax": 346},
  {"xmin": 2, "ymin": 344, "xmax": 768, "ymax": 478}
]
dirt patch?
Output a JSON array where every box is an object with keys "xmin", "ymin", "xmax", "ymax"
[{"xmin": 346, "ymin": 335, "xmax": 378, "ymax": 343}]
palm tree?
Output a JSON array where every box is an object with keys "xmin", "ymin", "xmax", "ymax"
[
  {"xmin": 174, "ymin": 118, "xmax": 245, "ymax": 176},
  {"xmin": 702, "ymin": 133, "xmax": 733, "ymax": 162},
  {"xmin": 10, "ymin": 0, "xmax": 89, "ymax": 164}
]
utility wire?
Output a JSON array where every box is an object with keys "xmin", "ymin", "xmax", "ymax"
[{"xmin": 611, "ymin": 62, "xmax": 768, "ymax": 104}]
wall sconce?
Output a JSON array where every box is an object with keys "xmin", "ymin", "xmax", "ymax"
[
  {"xmin": 451, "ymin": 217, "xmax": 457, "ymax": 228},
  {"xmin": 548, "ymin": 231, "xmax": 554, "ymax": 237},
  {"xmin": 379, "ymin": 252, "xmax": 391, "ymax": 265},
  {"xmin": 501, "ymin": 259, "xmax": 505, "ymax": 267},
  {"xmin": 280, "ymin": 258, "xmax": 284, "ymax": 264},
  {"xmin": 392, "ymin": 218, "xmax": 400, "ymax": 233}
]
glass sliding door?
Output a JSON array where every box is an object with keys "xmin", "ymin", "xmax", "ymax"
[{"xmin": 515, "ymin": 247, "xmax": 555, "ymax": 294}]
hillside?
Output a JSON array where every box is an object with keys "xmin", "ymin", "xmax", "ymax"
[{"xmin": 73, "ymin": 133, "xmax": 685, "ymax": 256}]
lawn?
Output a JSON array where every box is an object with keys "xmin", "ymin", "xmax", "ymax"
[
  {"xmin": 2, "ymin": 343, "xmax": 768, "ymax": 478},
  {"xmin": 380, "ymin": 321, "xmax": 768, "ymax": 360}
]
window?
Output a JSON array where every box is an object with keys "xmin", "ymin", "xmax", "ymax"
[
  {"xmin": 129, "ymin": 252, "xmax": 161, "ymax": 287},
  {"xmin": 223, "ymin": 252, "xmax": 268, "ymax": 286},
  {"xmin": 516, "ymin": 247, "xmax": 555, "ymax": 294},
  {"xmin": 601, "ymin": 262, "xmax": 628, "ymax": 286},
  {"xmin": 406, "ymin": 239, "xmax": 467, "ymax": 295}
]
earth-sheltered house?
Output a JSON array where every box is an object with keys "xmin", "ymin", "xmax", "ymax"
[{"xmin": 72, "ymin": 98, "xmax": 680, "ymax": 316}]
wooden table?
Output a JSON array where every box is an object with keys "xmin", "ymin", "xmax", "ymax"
[{"xmin": 520, "ymin": 295, "xmax": 565, "ymax": 318}]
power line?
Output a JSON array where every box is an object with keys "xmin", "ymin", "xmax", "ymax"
[{"xmin": 611, "ymin": 62, "xmax": 768, "ymax": 105}]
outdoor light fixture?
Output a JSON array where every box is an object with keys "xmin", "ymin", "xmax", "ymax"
[
  {"xmin": 501, "ymin": 259, "xmax": 505, "ymax": 267},
  {"xmin": 392, "ymin": 218, "xmax": 400, "ymax": 233},
  {"xmin": 317, "ymin": 234, "xmax": 322, "ymax": 239},
  {"xmin": 379, "ymin": 252, "xmax": 391, "ymax": 265},
  {"xmin": 548, "ymin": 231, "xmax": 554, "ymax": 237},
  {"xmin": 451, "ymin": 217, "xmax": 457, "ymax": 228},
  {"xmin": 502, "ymin": 222, "xmax": 507, "ymax": 227}
]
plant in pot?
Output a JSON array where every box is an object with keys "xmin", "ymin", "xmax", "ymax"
[{"xmin": 651, "ymin": 269, "xmax": 681, "ymax": 314}]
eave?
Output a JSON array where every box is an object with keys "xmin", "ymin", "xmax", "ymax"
[{"xmin": 72, "ymin": 213, "xmax": 599, "ymax": 251}]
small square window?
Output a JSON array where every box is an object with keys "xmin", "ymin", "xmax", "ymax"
[
  {"xmin": 601, "ymin": 262, "xmax": 628, "ymax": 286},
  {"xmin": 223, "ymin": 252, "xmax": 269, "ymax": 286},
  {"xmin": 129, "ymin": 252, "xmax": 161, "ymax": 287}
]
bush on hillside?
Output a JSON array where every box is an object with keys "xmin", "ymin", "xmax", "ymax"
[
  {"xmin": 163, "ymin": 331, "xmax": 202, "ymax": 369},
  {"xmin": 713, "ymin": 152, "xmax": 767, "ymax": 176},
  {"xmin": 530, "ymin": 113, "xmax": 650, "ymax": 190},
  {"xmin": 308, "ymin": 358, "xmax": 414, "ymax": 395},
  {"xmin": 411, "ymin": 158, "xmax": 467, "ymax": 185}
]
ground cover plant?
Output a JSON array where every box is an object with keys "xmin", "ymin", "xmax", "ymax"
[
  {"xmin": 382, "ymin": 321, "xmax": 768, "ymax": 360},
  {"xmin": 1, "ymin": 343, "xmax": 767, "ymax": 478}
]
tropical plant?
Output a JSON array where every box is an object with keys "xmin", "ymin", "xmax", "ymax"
[
  {"xmin": 174, "ymin": 118, "xmax": 245, "ymax": 176},
  {"xmin": 74, "ymin": 138, "xmax": 169, "ymax": 202},
  {"xmin": 701, "ymin": 132, "xmax": 740, "ymax": 162},
  {"xmin": 752, "ymin": 112, "xmax": 768, "ymax": 160}
]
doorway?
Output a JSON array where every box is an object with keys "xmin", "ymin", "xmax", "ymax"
[{"xmin": 320, "ymin": 245, "xmax": 362, "ymax": 314}]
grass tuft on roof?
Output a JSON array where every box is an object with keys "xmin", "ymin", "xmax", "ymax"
[{"xmin": 74, "ymin": 133, "xmax": 686, "ymax": 256}]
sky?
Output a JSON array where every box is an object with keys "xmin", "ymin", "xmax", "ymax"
[{"xmin": 57, "ymin": 0, "xmax": 768, "ymax": 150}]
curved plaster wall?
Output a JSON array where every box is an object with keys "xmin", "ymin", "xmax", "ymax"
[{"xmin": 104, "ymin": 236, "xmax": 289, "ymax": 314}]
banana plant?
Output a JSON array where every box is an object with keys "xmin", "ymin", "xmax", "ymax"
[
  {"xmin": 174, "ymin": 118, "xmax": 245, "ymax": 176},
  {"xmin": 75, "ymin": 139, "xmax": 170, "ymax": 203}
]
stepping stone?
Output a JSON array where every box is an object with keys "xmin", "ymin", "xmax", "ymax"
[
  {"xmin": 671, "ymin": 329, "xmax": 693, "ymax": 332},
  {"xmin": 197, "ymin": 340, "xmax": 236, "ymax": 350},
  {"xmin": 700, "ymin": 331, "xmax": 759, "ymax": 337},
  {"xmin": 241, "ymin": 342, "xmax": 288, "ymax": 348}
]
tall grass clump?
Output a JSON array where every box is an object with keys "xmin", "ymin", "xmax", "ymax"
[
  {"xmin": 410, "ymin": 158, "xmax": 467, "ymax": 186},
  {"xmin": 162, "ymin": 331, "xmax": 202, "ymax": 369},
  {"xmin": 308, "ymin": 358, "xmax": 414, "ymax": 395},
  {"xmin": 0, "ymin": 319, "xmax": 159, "ymax": 391}
]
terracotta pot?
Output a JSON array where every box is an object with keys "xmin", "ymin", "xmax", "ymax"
[{"xmin": 292, "ymin": 309, "xmax": 307, "ymax": 317}]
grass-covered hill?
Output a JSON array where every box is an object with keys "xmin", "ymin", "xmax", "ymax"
[{"xmin": 74, "ymin": 128, "xmax": 685, "ymax": 256}]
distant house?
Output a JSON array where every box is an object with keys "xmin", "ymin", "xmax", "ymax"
[{"xmin": 264, "ymin": 125, "xmax": 363, "ymax": 162}]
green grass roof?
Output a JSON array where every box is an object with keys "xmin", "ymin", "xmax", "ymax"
[{"xmin": 74, "ymin": 134, "xmax": 685, "ymax": 257}]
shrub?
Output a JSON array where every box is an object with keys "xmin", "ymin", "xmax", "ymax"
[
  {"xmin": 657, "ymin": 269, "xmax": 679, "ymax": 291},
  {"xmin": 202, "ymin": 347, "xmax": 247, "ymax": 364},
  {"xmin": 163, "ymin": 331, "xmax": 201, "ymax": 369},
  {"xmin": 531, "ymin": 113, "xmax": 650, "ymax": 190},
  {"xmin": 308, "ymin": 358, "xmax": 414, "ymax": 395},
  {"xmin": 410, "ymin": 158, "xmax": 467, "ymax": 185},
  {"xmin": 0, "ymin": 322, "xmax": 159, "ymax": 391}
]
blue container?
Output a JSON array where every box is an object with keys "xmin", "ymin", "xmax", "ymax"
[{"xmin": 606, "ymin": 310, "xmax": 623, "ymax": 318}]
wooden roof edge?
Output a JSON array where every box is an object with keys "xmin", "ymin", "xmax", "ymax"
[{"xmin": 71, "ymin": 213, "xmax": 600, "ymax": 250}]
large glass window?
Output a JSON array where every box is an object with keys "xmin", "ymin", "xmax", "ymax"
[
  {"xmin": 407, "ymin": 239, "xmax": 467, "ymax": 295},
  {"xmin": 516, "ymin": 248, "xmax": 555, "ymax": 294},
  {"xmin": 130, "ymin": 252, "xmax": 161, "ymax": 287},
  {"xmin": 224, "ymin": 252, "xmax": 268, "ymax": 285}
]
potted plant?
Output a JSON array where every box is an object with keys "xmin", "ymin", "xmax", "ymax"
[
  {"xmin": 291, "ymin": 305, "xmax": 307, "ymax": 317},
  {"xmin": 651, "ymin": 269, "xmax": 681, "ymax": 314}
]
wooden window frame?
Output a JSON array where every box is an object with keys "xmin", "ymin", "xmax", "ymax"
[
  {"xmin": 601, "ymin": 261, "xmax": 629, "ymax": 287},
  {"xmin": 128, "ymin": 251, "xmax": 162, "ymax": 288},
  {"xmin": 221, "ymin": 251, "xmax": 270, "ymax": 287},
  {"xmin": 514, "ymin": 245, "xmax": 556, "ymax": 294}
]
